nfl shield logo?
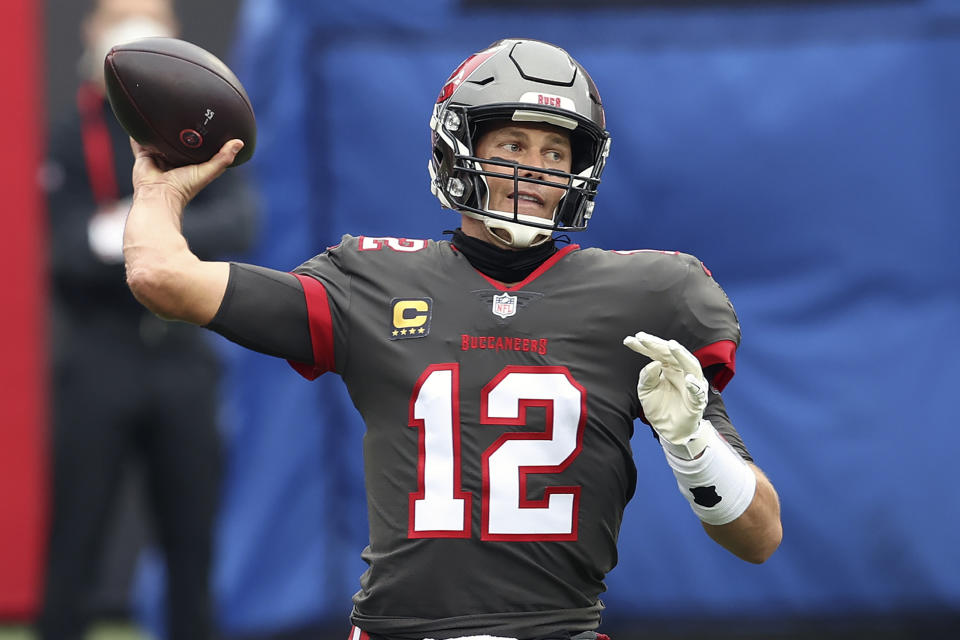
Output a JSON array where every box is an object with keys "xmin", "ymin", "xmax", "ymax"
[{"xmin": 491, "ymin": 292, "xmax": 517, "ymax": 319}]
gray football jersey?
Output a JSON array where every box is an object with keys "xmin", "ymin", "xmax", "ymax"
[{"xmin": 292, "ymin": 235, "xmax": 741, "ymax": 638}]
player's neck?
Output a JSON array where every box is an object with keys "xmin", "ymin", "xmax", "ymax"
[{"xmin": 449, "ymin": 228, "xmax": 557, "ymax": 285}]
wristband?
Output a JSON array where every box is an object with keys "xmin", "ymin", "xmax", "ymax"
[{"xmin": 662, "ymin": 420, "xmax": 756, "ymax": 525}]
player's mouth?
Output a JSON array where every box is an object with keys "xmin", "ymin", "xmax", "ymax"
[{"xmin": 508, "ymin": 190, "xmax": 545, "ymax": 213}]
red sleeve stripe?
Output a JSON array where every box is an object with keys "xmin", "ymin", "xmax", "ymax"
[
  {"xmin": 693, "ymin": 339, "xmax": 737, "ymax": 391},
  {"xmin": 347, "ymin": 626, "xmax": 370, "ymax": 640},
  {"xmin": 288, "ymin": 273, "xmax": 335, "ymax": 379}
]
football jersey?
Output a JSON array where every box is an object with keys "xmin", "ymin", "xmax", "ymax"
[{"xmin": 291, "ymin": 235, "xmax": 741, "ymax": 638}]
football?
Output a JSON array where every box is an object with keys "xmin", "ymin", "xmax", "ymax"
[{"xmin": 103, "ymin": 37, "xmax": 256, "ymax": 168}]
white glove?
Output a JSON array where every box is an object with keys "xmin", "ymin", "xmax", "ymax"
[{"xmin": 623, "ymin": 332, "xmax": 708, "ymax": 452}]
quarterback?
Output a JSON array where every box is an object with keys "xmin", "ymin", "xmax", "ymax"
[{"xmin": 123, "ymin": 39, "xmax": 782, "ymax": 640}]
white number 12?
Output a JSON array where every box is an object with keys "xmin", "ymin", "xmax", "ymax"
[{"xmin": 408, "ymin": 364, "xmax": 586, "ymax": 541}]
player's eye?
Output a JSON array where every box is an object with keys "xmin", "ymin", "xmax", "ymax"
[
  {"xmin": 501, "ymin": 142, "xmax": 521, "ymax": 153},
  {"xmin": 545, "ymin": 150, "xmax": 564, "ymax": 163}
]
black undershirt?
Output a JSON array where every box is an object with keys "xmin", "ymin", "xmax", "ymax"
[{"xmin": 447, "ymin": 228, "xmax": 558, "ymax": 284}]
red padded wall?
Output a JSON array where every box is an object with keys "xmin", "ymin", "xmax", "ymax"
[{"xmin": 0, "ymin": 0, "xmax": 48, "ymax": 620}]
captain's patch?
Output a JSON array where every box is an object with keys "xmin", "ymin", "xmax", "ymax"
[{"xmin": 390, "ymin": 298, "xmax": 432, "ymax": 340}]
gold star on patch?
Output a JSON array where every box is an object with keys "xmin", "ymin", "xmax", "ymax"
[
  {"xmin": 400, "ymin": 329, "xmax": 408, "ymax": 335},
  {"xmin": 392, "ymin": 330, "xmax": 399, "ymax": 336},
  {"xmin": 418, "ymin": 328, "xmax": 426, "ymax": 334}
]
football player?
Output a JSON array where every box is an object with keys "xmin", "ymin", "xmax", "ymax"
[{"xmin": 123, "ymin": 39, "xmax": 781, "ymax": 640}]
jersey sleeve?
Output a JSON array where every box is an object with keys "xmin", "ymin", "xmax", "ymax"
[
  {"xmin": 206, "ymin": 238, "xmax": 355, "ymax": 381},
  {"xmin": 205, "ymin": 262, "xmax": 314, "ymax": 363},
  {"xmin": 671, "ymin": 255, "xmax": 741, "ymax": 391},
  {"xmin": 288, "ymin": 235, "xmax": 355, "ymax": 379},
  {"xmin": 287, "ymin": 273, "xmax": 335, "ymax": 379}
]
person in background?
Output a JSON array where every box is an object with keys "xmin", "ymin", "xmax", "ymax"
[{"xmin": 38, "ymin": 0, "xmax": 258, "ymax": 638}]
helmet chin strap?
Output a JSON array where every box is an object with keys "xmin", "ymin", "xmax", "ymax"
[
  {"xmin": 482, "ymin": 211, "xmax": 554, "ymax": 249},
  {"xmin": 461, "ymin": 210, "xmax": 555, "ymax": 249}
]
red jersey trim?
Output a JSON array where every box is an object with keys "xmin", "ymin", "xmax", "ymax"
[
  {"xmin": 693, "ymin": 339, "xmax": 737, "ymax": 391},
  {"xmin": 346, "ymin": 626, "xmax": 370, "ymax": 640},
  {"xmin": 287, "ymin": 274, "xmax": 335, "ymax": 380},
  {"xmin": 476, "ymin": 243, "xmax": 580, "ymax": 291}
]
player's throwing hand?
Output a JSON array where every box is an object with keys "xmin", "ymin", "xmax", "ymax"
[
  {"xmin": 130, "ymin": 137, "xmax": 243, "ymax": 209},
  {"xmin": 623, "ymin": 332, "xmax": 708, "ymax": 447}
]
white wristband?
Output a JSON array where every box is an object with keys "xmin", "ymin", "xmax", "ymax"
[{"xmin": 661, "ymin": 420, "xmax": 756, "ymax": 525}]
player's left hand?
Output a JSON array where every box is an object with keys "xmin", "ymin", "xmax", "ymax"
[{"xmin": 623, "ymin": 332, "xmax": 708, "ymax": 446}]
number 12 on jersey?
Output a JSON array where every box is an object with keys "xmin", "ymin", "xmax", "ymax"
[{"xmin": 408, "ymin": 364, "xmax": 586, "ymax": 541}]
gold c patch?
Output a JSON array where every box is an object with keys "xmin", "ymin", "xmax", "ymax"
[{"xmin": 390, "ymin": 297, "xmax": 432, "ymax": 340}]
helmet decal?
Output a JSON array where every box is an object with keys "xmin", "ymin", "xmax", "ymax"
[
  {"xmin": 436, "ymin": 45, "xmax": 505, "ymax": 104},
  {"xmin": 518, "ymin": 92, "xmax": 577, "ymax": 112}
]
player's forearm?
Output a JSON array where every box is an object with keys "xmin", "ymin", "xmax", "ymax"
[
  {"xmin": 124, "ymin": 185, "xmax": 228, "ymax": 324},
  {"xmin": 702, "ymin": 464, "xmax": 782, "ymax": 564}
]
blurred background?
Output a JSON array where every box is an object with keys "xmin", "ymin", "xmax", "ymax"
[{"xmin": 2, "ymin": 0, "xmax": 959, "ymax": 638}]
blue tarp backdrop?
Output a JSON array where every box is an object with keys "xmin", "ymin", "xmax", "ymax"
[{"xmin": 138, "ymin": 0, "xmax": 960, "ymax": 636}]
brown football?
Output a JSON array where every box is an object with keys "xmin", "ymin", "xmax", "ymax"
[{"xmin": 104, "ymin": 37, "xmax": 256, "ymax": 168}]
